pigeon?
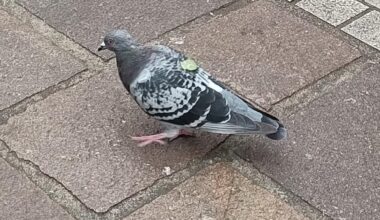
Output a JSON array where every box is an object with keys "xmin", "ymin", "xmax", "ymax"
[{"xmin": 98, "ymin": 30, "xmax": 287, "ymax": 146}]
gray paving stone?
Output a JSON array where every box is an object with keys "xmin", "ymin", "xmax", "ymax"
[
  {"xmin": 366, "ymin": 0, "xmax": 380, "ymax": 8},
  {"xmin": 16, "ymin": 0, "xmax": 234, "ymax": 58},
  {"xmin": 164, "ymin": 0, "xmax": 361, "ymax": 108},
  {"xmin": 297, "ymin": 0, "xmax": 368, "ymax": 26},
  {"xmin": 342, "ymin": 10, "xmax": 380, "ymax": 51},
  {"xmin": 0, "ymin": 158, "xmax": 74, "ymax": 220},
  {"xmin": 0, "ymin": 61, "xmax": 225, "ymax": 212},
  {"xmin": 125, "ymin": 163, "xmax": 308, "ymax": 220},
  {"xmin": 232, "ymin": 64, "xmax": 380, "ymax": 219},
  {"xmin": 0, "ymin": 8, "xmax": 85, "ymax": 110}
]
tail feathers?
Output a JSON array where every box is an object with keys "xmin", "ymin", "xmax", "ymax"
[
  {"xmin": 255, "ymin": 111, "xmax": 287, "ymax": 140},
  {"xmin": 266, "ymin": 122, "xmax": 287, "ymax": 140},
  {"xmin": 200, "ymin": 109, "xmax": 287, "ymax": 139}
]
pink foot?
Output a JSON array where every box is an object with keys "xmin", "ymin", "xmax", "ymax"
[
  {"xmin": 130, "ymin": 133, "xmax": 168, "ymax": 147},
  {"xmin": 130, "ymin": 129, "xmax": 195, "ymax": 146}
]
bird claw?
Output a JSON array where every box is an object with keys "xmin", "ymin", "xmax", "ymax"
[
  {"xmin": 129, "ymin": 133, "xmax": 167, "ymax": 147},
  {"xmin": 136, "ymin": 139, "xmax": 167, "ymax": 147},
  {"xmin": 129, "ymin": 129, "xmax": 194, "ymax": 146}
]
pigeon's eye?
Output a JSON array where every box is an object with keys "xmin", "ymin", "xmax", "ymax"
[{"xmin": 107, "ymin": 39, "xmax": 114, "ymax": 45}]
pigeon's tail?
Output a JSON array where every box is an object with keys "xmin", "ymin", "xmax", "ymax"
[
  {"xmin": 258, "ymin": 113, "xmax": 287, "ymax": 140},
  {"xmin": 265, "ymin": 120, "xmax": 287, "ymax": 140},
  {"xmin": 199, "ymin": 90, "xmax": 287, "ymax": 138}
]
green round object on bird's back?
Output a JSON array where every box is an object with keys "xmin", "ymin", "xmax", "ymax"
[{"xmin": 180, "ymin": 59, "xmax": 198, "ymax": 71}]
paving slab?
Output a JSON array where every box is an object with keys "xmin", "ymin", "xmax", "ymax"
[
  {"xmin": 125, "ymin": 163, "xmax": 308, "ymax": 220},
  {"xmin": 16, "ymin": 0, "xmax": 234, "ymax": 58},
  {"xmin": 365, "ymin": 0, "xmax": 380, "ymax": 8},
  {"xmin": 0, "ymin": 61, "xmax": 225, "ymax": 212},
  {"xmin": 0, "ymin": 158, "xmax": 74, "ymax": 220},
  {"xmin": 231, "ymin": 64, "xmax": 380, "ymax": 219},
  {"xmin": 342, "ymin": 10, "xmax": 380, "ymax": 51},
  {"xmin": 296, "ymin": 0, "xmax": 368, "ymax": 26},
  {"xmin": 0, "ymin": 8, "xmax": 85, "ymax": 110},
  {"xmin": 164, "ymin": 0, "xmax": 361, "ymax": 108}
]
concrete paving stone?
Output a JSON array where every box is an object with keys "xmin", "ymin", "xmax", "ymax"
[
  {"xmin": 125, "ymin": 163, "xmax": 308, "ymax": 220},
  {"xmin": 16, "ymin": 0, "xmax": 234, "ymax": 58},
  {"xmin": 0, "ymin": 8, "xmax": 85, "ymax": 110},
  {"xmin": 0, "ymin": 158, "xmax": 74, "ymax": 220},
  {"xmin": 297, "ymin": 0, "xmax": 368, "ymax": 26},
  {"xmin": 342, "ymin": 10, "xmax": 380, "ymax": 51},
  {"xmin": 0, "ymin": 61, "xmax": 225, "ymax": 212},
  {"xmin": 366, "ymin": 0, "xmax": 380, "ymax": 8},
  {"xmin": 232, "ymin": 64, "xmax": 380, "ymax": 219},
  {"xmin": 164, "ymin": 0, "xmax": 360, "ymax": 108}
]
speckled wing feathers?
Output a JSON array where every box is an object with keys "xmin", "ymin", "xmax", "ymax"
[{"xmin": 130, "ymin": 46, "xmax": 231, "ymax": 128}]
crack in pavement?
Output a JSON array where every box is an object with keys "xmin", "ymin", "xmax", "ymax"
[{"xmin": 0, "ymin": 139, "xmax": 100, "ymax": 220}]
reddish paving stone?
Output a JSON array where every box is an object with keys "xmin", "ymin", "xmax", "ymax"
[
  {"xmin": 232, "ymin": 64, "xmax": 380, "ymax": 219},
  {"xmin": 0, "ymin": 9, "xmax": 85, "ymax": 110},
  {"xmin": 125, "ymin": 163, "xmax": 308, "ymax": 220},
  {"xmin": 164, "ymin": 0, "xmax": 360, "ymax": 108},
  {"xmin": 16, "ymin": 0, "xmax": 234, "ymax": 58},
  {"xmin": 0, "ymin": 61, "xmax": 225, "ymax": 212},
  {"xmin": 0, "ymin": 158, "xmax": 74, "ymax": 220}
]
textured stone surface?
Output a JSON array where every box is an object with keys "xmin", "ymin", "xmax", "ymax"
[
  {"xmin": 0, "ymin": 61, "xmax": 225, "ymax": 212},
  {"xmin": 164, "ymin": 0, "xmax": 360, "ymax": 108},
  {"xmin": 125, "ymin": 163, "xmax": 308, "ymax": 220},
  {"xmin": 297, "ymin": 0, "xmax": 368, "ymax": 26},
  {"xmin": 232, "ymin": 64, "xmax": 380, "ymax": 219},
  {"xmin": 0, "ymin": 158, "xmax": 74, "ymax": 220},
  {"xmin": 342, "ymin": 11, "xmax": 380, "ymax": 51},
  {"xmin": 366, "ymin": 0, "xmax": 380, "ymax": 8},
  {"xmin": 16, "ymin": 0, "xmax": 233, "ymax": 58},
  {"xmin": 0, "ymin": 9, "xmax": 85, "ymax": 110}
]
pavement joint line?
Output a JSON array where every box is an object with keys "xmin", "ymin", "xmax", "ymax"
[
  {"xmin": 226, "ymin": 150, "xmax": 333, "ymax": 220},
  {"xmin": 2, "ymin": 2, "xmax": 105, "ymax": 70},
  {"xmin": 269, "ymin": 55, "xmax": 368, "ymax": 117},
  {"xmin": 272, "ymin": 0, "xmax": 380, "ymax": 56},
  {"xmin": 222, "ymin": 170, "xmax": 236, "ymax": 219},
  {"xmin": 223, "ymin": 55, "xmax": 373, "ymax": 218},
  {"xmin": 283, "ymin": 0, "xmax": 380, "ymax": 53},
  {"xmin": 0, "ymin": 69, "xmax": 101, "ymax": 126},
  {"xmin": 148, "ymin": 0, "xmax": 254, "ymax": 44},
  {"xmin": 90, "ymin": 0, "xmax": 252, "ymax": 62},
  {"xmin": 0, "ymin": 122, "xmax": 229, "ymax": 220},
  {"xmin": 336, "ymin": 8, "xmax": 372, "ymax": 30},
  {"xmin": 100, "ymin": 142, "xmax": 231, "ymax": 220},
  {"xmin": 356, "ymin": 0, "xmax": 380, "ymax": 9},
  {"xmin": 0, "ymin": 128, "xmax": 231, "ymax": 220},
  {"xmin": 0, "ymin": 139, "xmax": 100, "ymax": 220}
]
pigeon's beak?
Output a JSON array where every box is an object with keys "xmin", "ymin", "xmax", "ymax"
[{"xmin": 97, "ymin": 41, "xmax": 106, "ymax": 51}]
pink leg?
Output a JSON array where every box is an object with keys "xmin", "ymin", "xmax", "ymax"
[{"xmin": 168, "ymin": 129, "xmax": 195, "ymax": 142}]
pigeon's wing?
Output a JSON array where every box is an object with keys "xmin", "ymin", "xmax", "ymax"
[
  {"xmin": 131, "ymin": 45, "xmax": 279, "ymax": 134},
  {"xmin": 131, "ymin": 49, "xmax": 230, "ymax": 127}
]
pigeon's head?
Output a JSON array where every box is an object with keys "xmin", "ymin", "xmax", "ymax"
[{"xmin": 98, "ymin": 30, "xmax": 138, "ymax": 52}]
